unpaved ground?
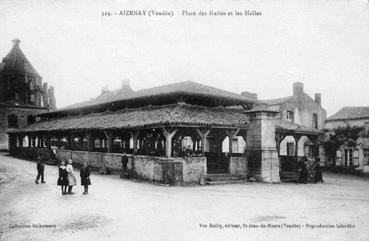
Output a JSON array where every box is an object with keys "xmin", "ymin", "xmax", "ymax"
[{"xmin": 0, "ymin": 153, "xmax": 368, "ymax": 241}]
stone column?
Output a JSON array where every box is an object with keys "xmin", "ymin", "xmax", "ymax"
[
  {"xmin": 162, "ymin": 127, "xmax": 178, "ymax": 158},
  {"xmin": 245, "ymin": 106, "xmax": 280, "ymax": 183}
]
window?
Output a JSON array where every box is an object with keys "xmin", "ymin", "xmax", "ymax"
[
  {"xmin": 313, "ymin": 113, "xmax": 318, "ymax": 129},
  {"xmin": 7, "ymin": 114, "xmax": 18, "ymax": 128},
  {"xmin": 286, "ymin": 111, "xmax": 294, "ymax": 122},
  {"xmin": 343, "ymin": 149, "xmax": 353, "ymax": 166},
  {"xmin": 30, "ymin": 94, "xmax": 35, "ymax": 103},
  {"xmin": 364, "ymin": 149, "xmax": 369, "ymax": 166}
]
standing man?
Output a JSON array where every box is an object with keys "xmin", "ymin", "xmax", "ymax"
[
  {"xmin": 35, "ymin": 156, "xmax": 46, "ymax": 184},
  {"xmin": 314, "ymin": 158, "xmax": 324, "ymax": 183},
  {"xmin": 121, "ymin": 152, "xmax": 128, "ymax": 178}
]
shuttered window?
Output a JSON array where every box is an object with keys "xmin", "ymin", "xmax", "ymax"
[{"xmin": 343, "ymin": 149, "xmax": 353, "ymax": 166}]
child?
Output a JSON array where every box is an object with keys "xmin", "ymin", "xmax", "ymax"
[
  {"xmin": 66, "ymin": 159, "xmax": 77, "ymax": 194},
  {"xmin": 80, "ymin": 161, "xmax": 91, "ymax": 195},
  {"xmin": 57, "ymin": 160, "xmax": 68, "ymax": 195}
]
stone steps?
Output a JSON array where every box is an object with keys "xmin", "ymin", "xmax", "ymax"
[
  {"xmin": 206, "ymin": 173, "xmax": 244, "ymax": 185},
  {"xmin": 280, "ymin": 172, "xmax": 299, "ymax": 182}
]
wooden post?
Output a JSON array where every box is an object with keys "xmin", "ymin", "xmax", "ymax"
[
  {"xmin": 57, "ymin": 136, "xmax": 61, "ymax": 149},
  {"xmin": 69, "ymin": 134, "xmax": 73, "ymax": 150},
  {"xmin": 46, "ymin": 135, "xmax": 51, "ymax": 149},
  {"xmin": 162, "ymin": 127, "xmax": 179, "ymax": 158},
  {"xmin": 107, "ymin": 131, "xmax": 113, "ymax": 153},
  {"xmin": 18, "ymin": 135, "xmax": 24, "ymax": 148},
  {"xmin": 195, "ymin": 128, "xmax": 211, "ymax": 156},
  {"xmin": 87, "ymin": 133, "xmax": 94, "ymax": 152},
  {"xmin": 293, "ymin": 135, "xmax": 301, "ymax": 157},
  {"xmin": 79, "ymin": 135, "xmax": 83, "ymax": 150},
  {"xmin": 225, "ymin": 129, "xmax": 240, "ymax": 157}
]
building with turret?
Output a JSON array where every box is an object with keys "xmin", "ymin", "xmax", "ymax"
[{"xmin": 0, "ymin": 39, "xmax": 56, "ymax": 150}]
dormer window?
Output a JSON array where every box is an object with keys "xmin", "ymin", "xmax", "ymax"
[{"xmin": 286, "ymin": 111, "xmax": 294, "ymax": 122}]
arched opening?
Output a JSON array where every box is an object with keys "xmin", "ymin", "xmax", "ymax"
[{"xmin": 279, "ymin": 136, "xmax": 296, "ymax": 156}]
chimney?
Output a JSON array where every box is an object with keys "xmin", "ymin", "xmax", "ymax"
[
  {"xmin": 293, "ymin": 82, "xmax": 304, "ymax": 96},
  {"xmin": 315, "ymin": 93, "xmax": 321, "ymax": 106},
  {"xmin": 364, "ymin": 122, "xmax": 369, "ymax": 136},
  {"xmin": 121, "ymin": 79, "xmax": 130, "ymax": 87},
  {"xmin": 119, "ymin": 79, "xmax": 134, "ymax": 93},
  {"xmin": 101, "ymin": 85, "xmax": 109, "ymax": 95},
  {"xmin": 42, "ymin": 82, "xmax": 48, "ymax": 91},
  {"xmin": 241, "ymin": 91, "xmax": 257, "ymax": 100},
  {"xmin": 48, "ymin": 86, "xmax": 56, "ymax": 110},
  {"xmin": 12, "ymin": 38, "xmax": 20, "ymax": 47}
]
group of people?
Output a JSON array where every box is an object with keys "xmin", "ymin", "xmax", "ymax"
[
  {"xmin": 57, "ymin": 159, "xmax": 91, "ymax": 195},
  {"xmin": 35, "ymin": 157, "xmax": 91, "ymax": 195},
  {"xmin": 298, "ymin": 157, "xmax": 324, "ymax": 184}
]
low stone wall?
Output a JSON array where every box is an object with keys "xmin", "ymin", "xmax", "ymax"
[
  {"xmin": 55, "ymin": 149, "xmax": 132, "ymax": 172},
  {"xmin": 133, "ymin": 155, "xmax": 183, "ymax": 184},
  {"xmin": 9, "ymin": 148, "xmax": 207, "ymax": 185},
  {"xmin": 229, "ymin": 156, "xmax": 247, "ymax": 178},
  {"xmin": 179, "ymin": 156, "xmax": 207, "ymax": 183},
  {"xmin": 55, "ymin": 149, "xmax": 201, "ymax": 185}
]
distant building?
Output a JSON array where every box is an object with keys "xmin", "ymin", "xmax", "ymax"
[
  {"xmin": 325, "ymin": 106, "xmax": 369, "ymax": 174},
  {"xmin": 0, "ymin": 39, "xmax": 56, "ymax": 150},
  {"xmin": 259, "ymin": 82, "xmax": 327, "ymax": 170}
]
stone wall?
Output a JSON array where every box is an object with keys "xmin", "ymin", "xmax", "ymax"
[
  {"xmin": 229, "ymin": 156, "xmax": 247, "ymax": 178},
  {"xmin": 54, "ymin": 149, "xmax": 201, "ymax": 185},
  {"xmin": 179, "ymin": 156, "xmax": 207, "ymax": 183},
  {"xmin": 9, "ymin": 147, "xmax": 207, "ymax": 185},
  {"xmin": 55, "ymin": 149, "xmax": 131, "ymax": 172}
]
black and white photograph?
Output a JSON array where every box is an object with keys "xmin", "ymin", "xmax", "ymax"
[{"xmin": 0, "ymin": 0, "xmax": 368, "ymax": 240}]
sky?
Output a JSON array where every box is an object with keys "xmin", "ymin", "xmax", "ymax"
[{"xmin": 0, "ymin": 0, "xmax": 368, "ymax": 116}]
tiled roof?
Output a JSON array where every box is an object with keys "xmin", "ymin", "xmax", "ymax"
[
  {"xmin": 10, "ymin": 103, "xmax": 249, "ymax": 133},
  {"xmin": 327, "ymin": 106, "xmax": 369, "ymax": 121},
  {"xmin": 58, "ymin": 81, "xmax": 257, "ymax": 111},
  {"xmin": 63, "ymin": 84, "xmax": 134, "ymax": 109},
  {"xmin": 259, "ymin": 96, "xmax": 294, "ymax": 105},
  {"xmin": 275, "ymin": 119, "xmax": 321, "ymax": 134}
]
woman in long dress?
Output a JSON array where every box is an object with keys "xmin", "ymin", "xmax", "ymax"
[{"xmin": 66, "ymin": 159, "xmax": 77, "ymax": 194}]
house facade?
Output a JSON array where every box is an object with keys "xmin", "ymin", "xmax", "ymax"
[
  {"xmin": 325, "ymin": 106, "xmax": 369, "ymax": 174},
  {"xmin": 259, "ymin": 82, "xmax": 327, "ymax": 166},
  {"xmin": 0, "ymin": 39, "xmax": 56, "ymax": 150}
]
